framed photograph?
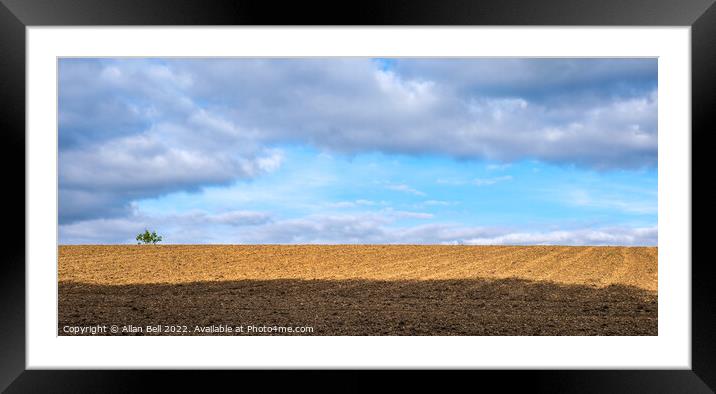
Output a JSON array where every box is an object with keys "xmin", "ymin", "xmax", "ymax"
[{"xmin": 3, "ymin": 0, "xmax": 713, "ymax": 391}]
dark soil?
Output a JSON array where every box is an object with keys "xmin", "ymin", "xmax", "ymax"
[{"xmin": 58, "ymin": 278, "xmax": 657, "ymax": 336}]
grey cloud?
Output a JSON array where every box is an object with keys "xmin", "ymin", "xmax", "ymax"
[
  {"xmin": 59, "ymin": 132, "xmax": 282, "ymax": 223},
  {"xmin": 170, "ymin": 58, "xmax": 657, "ymax": 169},
  {"xmin": 59, "ymin": 59, "xmax": 285, "ymax": 223},
  {"xmin": 246, "ymin": 215, "xmax": 390, "ymax": 244},
  {"xmin": 246, "ymin": 219, "xmax": 656, "ymax": 246},
  {"xmin": 391, "ymin": 58, "xmax": 657, "ymax": 101},
  {"xmin": 59, "ymin": 59, "xmax": 194, "ymax": 149},
  {"xmin": 61, "ymin": 210, "xmax": 656, "ymax": 246},
  {"xmin": 59, "ymin": 58, "xmax": 657, "ymax": 223},
  {"xmin": 59, "ymin": 190, "xmax": 138, "ymax": 225},
  {"xmin": 60, "ymin": 210, "xmax": 273, "ymax": 244},
  {"xmin": 205, "ymin": 211, "xmax": 273, "ymax": 226}
]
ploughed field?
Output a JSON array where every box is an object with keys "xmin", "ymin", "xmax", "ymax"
[{"xmin": 59, "ymin": 245, "xmax": 657, "ymax": 336}]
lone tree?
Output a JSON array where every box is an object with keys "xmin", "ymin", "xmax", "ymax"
[{"xmin": 136, "ymin": 229, "xmax": 163, "ymax": 245}]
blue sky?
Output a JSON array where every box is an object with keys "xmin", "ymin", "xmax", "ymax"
[{"xmin": 58, "ymin": 58, "xmax": 657, "ymax": 245}]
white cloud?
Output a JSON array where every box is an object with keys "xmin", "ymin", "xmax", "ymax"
[
  {"xmin": 486, "ymin": 163, "xmax": 511, "ymax": 171},
  {"xmin": 422, "ymin": 200, "xmax": 456, "ymax": 206},
  {"xmin": 473, "ymin": 175, "xmax": 514, "ymax": 186},
  {"xmin": 566, "ymin": 189, "xmax": 657, "ymax": 215},
  {"xmin": 385, "ymin": 183, "xmax": 426, "ymax": 196},
  {"xmin": 326, "ymin": 201, "xmax": 359, "ymax": 209},
  {"xmin": 384, "ymin": 210, "xmax": 434, "ymax": 220},
  {"xmin": 461, "ymin": 226, "xmax": 657, "ymax": 246},
  {"xmin": 326, "ymin": 200, "xmax": 387, "ymax": 209}
]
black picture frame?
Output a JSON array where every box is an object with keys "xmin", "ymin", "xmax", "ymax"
[{"xmin": 2, "ymin": 0, "xmax": 713, "ymax": 391}]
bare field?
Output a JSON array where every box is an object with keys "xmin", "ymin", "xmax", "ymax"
[{"xmin": 58, "ymin": 245, "xmax": 657, "ymax": 336}]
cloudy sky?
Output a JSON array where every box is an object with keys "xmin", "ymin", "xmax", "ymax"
[{"xmin": 58, "ymin": 58, "xmax": 657, "ymax": 245}]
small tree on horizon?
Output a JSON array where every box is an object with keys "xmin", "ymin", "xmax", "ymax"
[{"xmin": 136, "ymin": 229, "xmax": 163, "ymax": 245}]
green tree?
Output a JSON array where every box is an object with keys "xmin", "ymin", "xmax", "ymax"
[{"xmin": 136, "ymin": 229, "xmax": 163, "ymax": 245}]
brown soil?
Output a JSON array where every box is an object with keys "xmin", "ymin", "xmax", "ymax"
[{"xmin": 58, "ymin": 245, "xmax": 657, "ymax": 336}]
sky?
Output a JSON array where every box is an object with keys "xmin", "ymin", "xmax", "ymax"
[{"xmin": 58, "ymin": 58, "xmax": 657, "ymax": 245}]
